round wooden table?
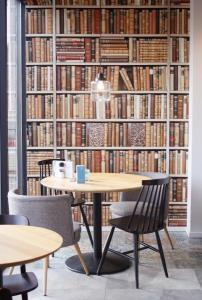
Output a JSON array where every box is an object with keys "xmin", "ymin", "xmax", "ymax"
[
  {"xmin": 0, "ymin": 225, "xmax": 63, "ymax": 288},
  {"xmin": 41, "ymin": 172, "xmax": 150, "ymax": 275}
]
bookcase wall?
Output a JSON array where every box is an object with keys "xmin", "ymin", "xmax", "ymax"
[{"xmin": 25, "ymin": 0, "xmax": 190, "ymax": 228}]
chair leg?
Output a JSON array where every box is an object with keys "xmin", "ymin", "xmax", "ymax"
[
  {"xmin": 79, "ymin": 204, "xmax": 93, "ymax": 248},
  {"xmin": 22, "ymin": 293, "xmax": 28, "ymax": 300},
  {"xmin": 133, "ymin": 234, "xmax": 139, "ymax": 289},
  {"xmin": 97, "ymin": 226, "xmax": 115, "ymax": 275},
  {"xmin": 164, "ymin": 226, "xmax": 174, "ymax": 250},
  {"xmin": 74, "ymin": 243, "xmax": 89, "ymax": 276},
  {"xmin": 43, "ymin": 256, "xmax": 49, "ymax": 296},
  {"xmin": 155, "ymin": 231, "xmax": 168, "ymax": 278},
  {"xmin": 9, "ymin": 266, "xmax": 14, "ymax": 275}
]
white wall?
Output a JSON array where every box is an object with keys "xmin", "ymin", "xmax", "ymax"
[{"xmin": 187, "ymin": 0, "xmax": 202, "ymax": 237}]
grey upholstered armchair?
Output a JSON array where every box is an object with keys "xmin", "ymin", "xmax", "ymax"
[
  {"xmin": 8, "ymin": 189, "xmax": 89, "ymax": 296},
  {"xmin": 110, "ymin": 172, "xmax": 174, "ymax": 249}
]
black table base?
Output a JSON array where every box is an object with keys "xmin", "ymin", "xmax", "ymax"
[
  {"xmin": 66, "ymin": 192, "xmax": 131, "ymax": 275},
  {"xmin": 66, "ymin": 252, "xmax": 131, "ymax": 275}
]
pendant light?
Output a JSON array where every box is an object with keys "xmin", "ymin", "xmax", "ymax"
[{"xmin": 90, "ymin": 6, "xmax": 111, "ymax": 102}]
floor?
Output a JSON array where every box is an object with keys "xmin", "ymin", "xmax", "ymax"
[{"xmin": 12, "ymin": 230, "xmax": 202, "ymax": 300}]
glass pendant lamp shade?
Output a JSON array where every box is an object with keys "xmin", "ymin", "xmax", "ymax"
[{"xmin": 91, "ymin": 73, "xmax": 111, "ymax": 102}]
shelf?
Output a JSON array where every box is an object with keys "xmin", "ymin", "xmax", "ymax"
[
  {"xmin": 27, "ymin": 119, "xmax": 54, "ymax": 122},
  {"xmin": 55, "ymin": 33, "xmax": 168, "ymax": 38},
  {"xmin": 56, "ymin": 90, "xmax": 168, "ymax": 94},
  {"xmin": 27, "ymin": 174, "xmax": 40, "ymax": 178},
  {"xmin": 56, "ymin": 62, "xmax": 168, "ymax": 66},
  {"xmin": 26, "ymin": 5, "xmax": 53, "ymax": 8},
  {"xmin": 26, "ymin": 62, "xmax": 53, "ymax": 66},
  {"xmin": 55, "ymin": 118, "xmax": 168, "ymax": 122},
  {"xmin": 55, "ymin": 5, "xmax": 169, "ymax": 9},
  {"xmin": 27, "ymin": 91, "xmax": 54, "ymax": 94},
  {"xmin": 26, "ymin": 34, "xmax": 53, "ymax": 37},
  {"xmin": 27, "ymin": 147, "xmax": 54, "ymax": 150},
  {"xmin": 56, "ymin": 146, "xmax": 167, "ymax": 150}
]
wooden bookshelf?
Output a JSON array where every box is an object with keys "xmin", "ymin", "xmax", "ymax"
[{"xmin": 25, "ymin": 0, "xmax": 190, "ymax": 228}]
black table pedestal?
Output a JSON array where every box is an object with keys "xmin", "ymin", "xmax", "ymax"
[
  {"xmin": 65, "ymin": 192, "xmax": 131, "ymax": 275},
  {"xmin": 66, "ymin": 252, "xmax": 130, "ymax": 275}
]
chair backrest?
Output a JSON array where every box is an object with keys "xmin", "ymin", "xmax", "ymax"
[
  {"xmin": 127, "ymin": 176, "xmax": 169, "ymax": 234},
  {"xmin": 120, "ymin": 172, "xmax": 168, "ymax": 202},
  {"xmin": 38, "ymin": 158, "xmax": 65, "ymax": 195},
  {"xmin": 0, "ymin": 288, "xmax": 13, "ymax": 300},
  {"xmin": 0, "ymin": 214, "xmax": 29, "ymax": 225},
  {"xmin": 8, "ymin": 189, "xmax": 75, "ymax": 247}
]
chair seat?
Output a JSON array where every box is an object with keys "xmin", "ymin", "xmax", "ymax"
[
  {"xmin": 110, "ymin": 215, "xmax": 164, "ymax": 234},
  {"xmin": 73, "ymin": 222, "xmax": 81, "ymax": 243},
  {"xmin": 110, "ymin": 202, "xmax": 137, "ymax": 218},
  {"xmin": 3, "ymin": 272, "xmax": 38, "ymax": 296}
]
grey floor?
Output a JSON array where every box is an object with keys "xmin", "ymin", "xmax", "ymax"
[{"xmin": 12, "ymin": 230, "xmax": 202, "ymax": 300}]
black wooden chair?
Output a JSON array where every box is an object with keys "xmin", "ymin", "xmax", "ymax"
[
  {"xmin": 38, "ymin": 159, "xmax": 93, "ymax": 247},
  {"xmin": 0, "ymin": 288, "xmax": 13, "ymax": 300},
  {"xmin": 0, "ymin": 214, "xmax": 38, "ymax": 300},
  {"xmin": 97, "ymin": 177, "xmax": 169, "ymax": 289}
]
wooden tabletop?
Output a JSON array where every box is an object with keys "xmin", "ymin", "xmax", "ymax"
[
  {"xmin": 0, "ymin": 225, "xmax": 63, "ymax": 268},
  {"xmin": 41, "ymin": 173, "xmax": 150, "ymax": 193}
]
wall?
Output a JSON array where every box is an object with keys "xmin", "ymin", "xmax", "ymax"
[{"xmin": 187, "ymin": 0, "xmax": 202, "ymax": 237}]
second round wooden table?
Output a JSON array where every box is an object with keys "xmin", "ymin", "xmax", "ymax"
[{"xmin": 41, "ymin": 172, "xmax": 149, "ymax": 274}]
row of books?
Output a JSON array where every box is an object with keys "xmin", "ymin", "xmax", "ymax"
[
  {"xmin": 101, "ymin": 0, "xmax": 168, "ymax": 4},
  {"xmin": 133, "ymin": 38, "xmax": 167, "ymax": 62},
  {"xmin": 168, "ymin": 204, "xmax": 187, "ymax": 226},
  {"xmin": 169, "ymin": 177, "xmax": 187, "ymax": 202},
  {"xmin": 55, "ymin": 94, "xmax": 167, "ymax": 119},
  {"xmin": 171, "ymin": 37, "xmax": 189, "ymax": 63},
  {"xmin": 100, "ymin": 9, "xmax": 167, "ymax": 34},
  {"xmin": 27, "ymin": 178, "xmax": 41, "ymax": 196},
  {"xmin": 56, "ymin": 122, "xmax": 167, "ymax": 147},
  {"xmin": 170, "ymin": 122, "xmax": 188, "ymax": 147},
  {"xmin": 170, "ymin": 94, "xmax": 189, "ymax": 119},
  {"xmin": 170, "ymin": 8, "xmax": 190, "ymax": 34},
  {"xmin": 54, "ymin": 0, "xmax": 188, "ymax": 6},
  {"xmin": 27, "ymin": 122, "xmax": 54, "ymax": 146},
  {"xmin": 26, "ymin": 9, "xmax": 53, "ymax": 34},
  {"xmin": 27, "ymin": 149, "xmax": 167, "ymax": 175},
  {"xmin": 26, "ymin": 66, "xmax": 53, "ymax": 91},
  {"xmin": 56, "ymin": 0, "xmax": 98, "ymax": 4},
  {"xmin": 25, "ymin": 8, "xmax": 189, "ymax": 35},
  {"xmin": 27, "ymin": 95, "xmax": 54, "ymax": 119},
  {"xmin": 55, "ymin": 8, "xmax": 189, "ymax": 34},
  {"xmin": 25, "ymin": 0, "xmax": 52, "ymax": 4},
  {"xmin": 27, "ymin": 94, "xmax": 189, "ymax": 120},
  {"xmin": 26, "ymin": 36, "xmax": 190, "ymax": 64},
  {"xmin": 170, "ymin": 66, "xmax": 189, "ymax": 91},
  {"xmin": 56, "ymin": 38, "xmax": 99, "ymax": 62},
  {"xmin": 27, "ymin": 151, "xmax": 54, "ymax": 175},
  {"xmin": 55, "ymin": 65, "xmax": 167, "ymax": 91},
  {"xmin": 99, "ymin": 38, "xmax": 129, "ymax": 62},
  {"xmin": 70, "ymin": 149, "xmax": 167, "ymax": 173},
  {"xmin": 56, "ymin": 9, "xmax": 100, "ymax": 34},
  {"xmin": 26, "ymin": 38, "xmax": 53, "ymax": 63},
  {"xmin": 169, "ymin": 150, "xmax": 187, "ymax": 174}
]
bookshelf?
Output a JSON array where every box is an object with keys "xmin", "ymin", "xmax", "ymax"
[{"xmin": 25, "ymin": 0, "xmax": 190, "ymax": 228}]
